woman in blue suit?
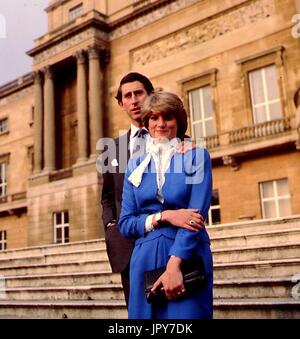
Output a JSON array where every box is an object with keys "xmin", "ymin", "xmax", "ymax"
[{"xmin": 119, "ymin": 91, "xmax": 213, "ymax": 319}]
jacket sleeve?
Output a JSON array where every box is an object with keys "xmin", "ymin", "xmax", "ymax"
[
  {"xmin": 169, "ymin": 148, "xmax": 212, "ymax": 261},
  {"xmin": 100, "ymin": 170, "xmax": 117, "ymax": 228},
  {"xmin": 118, "ymin": 159, "xmax": 149, "ymax": 239}
]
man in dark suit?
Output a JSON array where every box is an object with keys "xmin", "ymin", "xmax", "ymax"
[{"xmin": 101, "ymin": 72, "xmax": 154, "ymax": 306}]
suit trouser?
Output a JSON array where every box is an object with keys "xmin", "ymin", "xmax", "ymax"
[{"xmin": 121, "ymin": 264, "xmax": 130, "ymax": 309}]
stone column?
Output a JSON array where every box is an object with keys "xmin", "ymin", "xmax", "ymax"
[
  {"xmin": 33, "ymin": 71, "xmax": 43, "ymax": 174},
  {"xmin": 75, "ymin": 50, "xmax": 89, "ymax": 163},
  {"xmin": 88, "ymin": 45, "xmax": 103, "ymax": 159},
  {"xmin": 43, "ymin": 66, "xmax": 56, "ymax": 172}
]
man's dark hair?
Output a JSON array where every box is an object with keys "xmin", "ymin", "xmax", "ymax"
[{"xmin": 115, "ymin": 72, "xmax": 154, "ymax": 103}]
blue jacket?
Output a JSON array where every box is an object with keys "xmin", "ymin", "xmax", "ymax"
[{"xmin": 119, "ymin": 148, "xmax": 213, "ymax": 319}]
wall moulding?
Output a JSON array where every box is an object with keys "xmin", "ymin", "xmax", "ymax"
[{"xmin": 130, "ymin": 0, "xmax": 275, "ymax": 68}]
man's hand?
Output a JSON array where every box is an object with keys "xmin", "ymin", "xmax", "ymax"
[{"xmin": 176, "ymin": 140, "xmax": 197, "ymax": 154}]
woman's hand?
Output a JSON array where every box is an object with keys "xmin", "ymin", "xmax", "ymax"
[
  {"xmin": 161, "ymin": 209, "xmax": 204, "ymax": 232},
  {"xmin": 151, "ymin": 256, "xmax": 185, "ymax": 300}
]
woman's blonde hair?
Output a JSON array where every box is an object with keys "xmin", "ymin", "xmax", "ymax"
[{"xmin": 141, "ymin": 91, "xmax": 188, "ymax": 139}]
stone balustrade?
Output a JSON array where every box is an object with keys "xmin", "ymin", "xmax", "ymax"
[
  {"xmin": 228, "ymin": 117, "xmax": 292, "ymax": 144},
  {"xmin": 202, "ymin": 117, "xmax": 294, "ymax": 150}
]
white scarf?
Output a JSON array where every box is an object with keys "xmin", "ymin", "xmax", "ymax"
[{"xmin": 128, "ymin": 138, "xmax": 179, "ymax": 202}]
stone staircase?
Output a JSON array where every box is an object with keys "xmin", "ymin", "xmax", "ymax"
[
  {"xmin": 0, "ymin": 240, "xmax": 127, "ymax": 318},
  {"xmin": 0, "ymin": 216, "xmax": 299, "ymax": 318},
  {"xmin": 210, "ymin": 216, "xmax": 300, "ymax": 319}
]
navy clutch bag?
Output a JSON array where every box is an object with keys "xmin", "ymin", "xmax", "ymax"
[{"xmin": 143, "ymin": 257, "xmax": 205, "ymax": 304}]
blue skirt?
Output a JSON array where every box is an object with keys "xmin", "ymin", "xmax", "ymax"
[{"xmin": 128, "ymin": 234, "xmax": 213, "ymax": 319}]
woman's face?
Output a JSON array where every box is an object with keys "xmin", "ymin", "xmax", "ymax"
[{"xmin": 148, "ymin": 112, "xmax": 178, "ymax": 140}]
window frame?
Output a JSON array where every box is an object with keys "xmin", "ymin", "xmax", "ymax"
[
  {"xmin": 178, "ymin": 68, "xmax": 219, "ymax": 141},
  {"xmin": 0, "ymin": 162, "xmax": 7, "ymax": 198},
  {"xmin": 0, "ymin": 117, "xmax": 9, "ymax": 135},
  {"xmin": 259, "ymin": 178, "xmax": 292, "ymax": 219},
  {"xmin": 248, "ymin": 64, "xmax": 282, "ymax": 124},
  {"xmin": 53, "ymin": 211, "xmax": 70, "ymax": 244},
  {"xmin": 188, "ymin": 84, "xmax": 215, "ymax": 139},
  {"xmin": 0, "ymin": 230, "xmax": 7, "ymax": 251},
  {"xmin": 236, "ymin": 46, "xmax": 289, "ymax": 126},
  {"xmin": 207, "ymin": 189, "xmax": 221, "ymax": 226}
]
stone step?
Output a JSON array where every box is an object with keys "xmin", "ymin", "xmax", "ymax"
[
  {"xmin": 0, "ymin": 248, "xmax": 108, "ymax": 268},
  {"xmin": 0, "ymin": 277, "xmax": 296, "ymax": 302},
  {"xmin": 207, "ymin": 216, "xmax": 300, "ymax": 238},
  {"xmin": 0, "ymin": 299, "xmax": 127, "ymax": 319},
  {"xmin": 214, "ymin": 258, "xmax": 300, "ymax": 280},
  {"xmin": 214, "ymin": 277, "xmax": 297, "ymax": 299},
  {"xmin": 210, "ymin": 228, "xmax": 300, "ymax": 249},
  {"xmin": 0, "ymin": 284, "xmax": 125, "ymax": 301},
  {"xmin": 0, "ymin": 298, "xmax": 298, "ymax": 319},
  {"xmin": 0, "ymin": 239, "xmax": 105, "ymax": 260},
  {"xmin": 2, "ymin": 271, "xmax": 121, "ymax": 289},
  {"xmin": 0, "ymin": 259, "xmax": 111, "ymax": 276},
  {"xmin": 213, "ymin": 298, "xmax": 300, "ymax": 319},
  {"xmin": 212, "ymin": 243, "xmax": 300, "ymax": 263}
]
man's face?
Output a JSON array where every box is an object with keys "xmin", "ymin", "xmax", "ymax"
[{"xmin": 119, "ymin": 81, "xmax": 148, "ymax": 127}]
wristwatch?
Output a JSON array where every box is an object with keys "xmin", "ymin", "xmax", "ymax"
[{"xmin": 153, "ymin": 212, "xmax": 163, "ymax": 228}]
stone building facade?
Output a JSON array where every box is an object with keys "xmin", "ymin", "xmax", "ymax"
[{"xmin": 0, "ymin": 0, "xmax": 300, "ymax": 250}]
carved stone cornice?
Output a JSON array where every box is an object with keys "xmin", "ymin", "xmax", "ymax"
[{"xmin": 131, "ymin": 0, "xmax": 275, "ymax": 67}]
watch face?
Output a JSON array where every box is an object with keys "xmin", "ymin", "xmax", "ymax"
[{"xmin": 155, "ymin": 212, "xmax": 161, "ymax": 222}]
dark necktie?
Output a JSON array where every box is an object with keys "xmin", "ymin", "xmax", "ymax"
[{"xmin": 132, "ymin": 129, "xmax": 148, "ymax": 156}]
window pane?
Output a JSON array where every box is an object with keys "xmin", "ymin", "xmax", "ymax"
[
  {"xmin": 211, "ymin": 190, "xmax": 219, "ymax": 206},
  {"xmin": 249, "ymin": 69, "xmax": 264, "ymax": 105},
  {"xmin": 56, "ymin": 213, "xmax": 62, "ymax": 225},
  {"xmin": 276, "ymin": 179, "xmax": 289, "ymax": 196},
  {"xmin": 265, "ymin": 65, "xmax": 280, "ymax": 101},
  {"xmin": 254, "ymin": 105, "xmax": 267, "ymax": 124},
  {"xmin": 64, "ymin": 227, "xmax": 69, "ymax": 243},
  {"xmin": 56, "ymin": 228, "xmax": 62, "ymax": 243},
  {"xmin": 64, "ymin": 212, "xmax": 69, "ymax": 224},
  {"xmin": 268, "ymin": 102, "xmax": 282, "ymax": 120},
  {"xmin": 193, "ymin": 122, "xmax": 204, "ymax": 138},
  {"xmin": 264, "ymin": 200, "xmax": 276, "ymax": 218},
  {"xmin": 212, "ymin": 209, "xmax": 221, "ymax": 224},
  {"xmin": 203, "ymin": 86, "xmax": 213, "ymax": 119},
  {"xmin": 261, "ymin": 181, "xmax": 274, "ymax": 198},
  {"xmin": 190, "ymin": 90, "xmax": 202, "ymax": 121},
  {"xmin": 205, "ymin": 120, "xmax": 214, "ymax": 136},
  {"xmin": 278, "ymin": 198, "xmax": 292, "ymax": 217}
]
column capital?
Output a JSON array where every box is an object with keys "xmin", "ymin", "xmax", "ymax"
[
  {"xmin": 100, "ymin": 48, "xmax": 110, "ymax": 66},
  {"xmin": 75, "ymin": 50, "xmax": 86, "ymax": 64},
  {"xmin": 88, "ymin": 45, "xmax": 100, "ymax": 60},
  {"xmin": 43, "ymin": 66, "xmax": 54, "ymax": 80},
  {"xmin": 33, "ymin": 71, "xmax": 43, "ymax": 84}
]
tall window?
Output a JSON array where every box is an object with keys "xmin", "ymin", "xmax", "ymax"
[
  {"xmin": 249, "ymin": 64, "xmax": 282, "ymax": 124},
  {"xmin": 0, "ymin": 118, "xmax": 8, "ymax": 134},
  {"xmin": 0, "ymin": 163, "xmax": 7, "ymax": 197},
  {"xmin": 189, "ymin": 85, "xmax": 215, "ymax": 139},
  {"xmin": 0, "ymin": 231, "xmax": 7, "ymax": 251},
  {"xmin": 260, "ymin": 178, "xmax": 292, "ymax": 219},
  {"xmin": 53, "ymin": 211, "xmax": 70, "ymax": 244},
  {"xmin": 69, "ymin": 4, "xmax": 83, "ymax": 21},
  {"xmin": 207, "ymin": 190, "xmax": 221, "ymax": 226}
]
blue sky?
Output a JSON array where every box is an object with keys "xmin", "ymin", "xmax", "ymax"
[{"xmin": 0, "ymin": 0, "xmax": 48, "ymax": 85}]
